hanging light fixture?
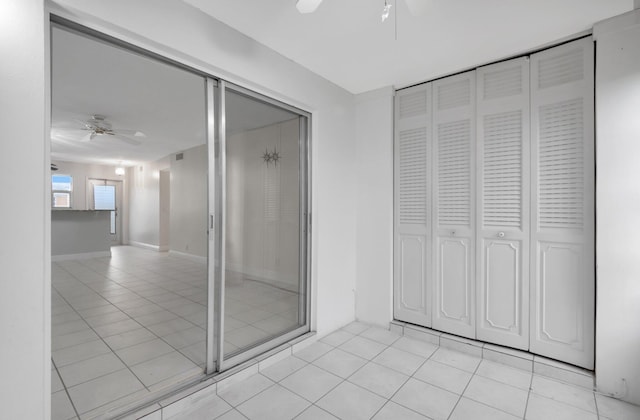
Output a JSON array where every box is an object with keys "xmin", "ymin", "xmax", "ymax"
[
  {"xmin": 381, "ymin": 0, "xmax": 393, "ymax": 22},
  {"xmin": 115, "ymin": 161, "xmax": 125, "ymax": 176}
]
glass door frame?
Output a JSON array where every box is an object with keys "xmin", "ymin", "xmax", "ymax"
[
  {"xmin": 210, "ymin": 80, "xmax": 312, "ymax": 372},
  {"xmin": 50, "ymin": 11, "xmax": 313, "ymax": 397}
]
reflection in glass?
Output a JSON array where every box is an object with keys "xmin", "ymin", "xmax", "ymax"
[
  {"xmin": 223, "ymin": 89, "xmax": 305, "ymax": 357},
  {"xmin": 50, "ymin": 24, "xmax": 209, "ymax": 418}
]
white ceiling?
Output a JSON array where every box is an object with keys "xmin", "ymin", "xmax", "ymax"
[
  {"xmin": 51, "ymin": 26, "xmax": 297, "ymax": 167},
  {"xmin": 51, "ymin": 26, "xmax": 207, "ymax": 166},
  {"xmin": 51, "ymin": 1, "xmax": 633, "ymax": 166},
  {"xmin": 183, "ymin": 0, "xmax": 632, "ymax": 94}
]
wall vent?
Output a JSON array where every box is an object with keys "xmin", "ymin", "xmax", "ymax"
[{"xmin": 175, "ymin": 152, "xmax": 184, "ymax": 161}]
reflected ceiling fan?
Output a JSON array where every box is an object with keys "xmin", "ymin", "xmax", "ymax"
[
  {"xmin": 53, "ymin": 114, "xmax": 146, "ymax": 146},
  {"xmin": 296, "ymin": 0, "xmax": 430, "ymax": 17}
]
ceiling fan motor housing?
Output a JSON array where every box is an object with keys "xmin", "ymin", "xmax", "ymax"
[{"xmin": 88, "ymin": 114, "xmax": 113, "ymax": 132}]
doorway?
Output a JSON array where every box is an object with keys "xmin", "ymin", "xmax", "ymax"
[
  {"xmin": 49, "ymin": 19, "xmax": 311, "ymax": 419},
  {"xmin": 88, "ymin": 178, "xmax": 123, "ymax": 245}
]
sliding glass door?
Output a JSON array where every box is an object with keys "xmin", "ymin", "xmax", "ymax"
[
  {"xmin": 213, "ymin": 83, "xmax": 310, "ymax": 370},
  {"xmin": 50, "ymin": 20, "xmax": 310, "ymax": 418}
]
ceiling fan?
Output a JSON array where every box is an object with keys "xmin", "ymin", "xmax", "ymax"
[
  {"xmin": 53, "ymin": 114, "xmax": 145, "ymax": 146},
  {"xmin": 296, "ymin": 0, "xmax": 429, "ymax": 16}
]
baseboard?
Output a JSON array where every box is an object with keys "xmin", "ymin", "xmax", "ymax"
[
  {"xmin": 391, "ymin": 320, "xmax": 595, "ymax": 389},
  {"xmin": 169, "ymin": 250, "xmax": 207, "ymax": 264},
  {"xmin": 129, "ymin": 240, "xmax": 161, "ymax": 252},
  {"xmin": 52, "ymin": 250, "xmax": 111, "ymax": 261},
  {"xmin": 225, "ymin": 263, "xmax": 298, "ymax": 292}
]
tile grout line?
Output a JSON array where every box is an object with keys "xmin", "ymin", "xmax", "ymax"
[
  {"xmin": 444, "ymin": 348, "xmax": 482, "ymax": 420},
  {"xmin": 247, "ymin": 326, "xmax": 392, "ymax": 419},
  {"xmin": 56, "ymin": 255, "xmax": 217, "ymax": 372},
  {"xmin": 455, "ymin": 368, "xmax": 533, "ymax": 419},
  {"xmin": 52, "ymin": 281, "xmax": 155, "ymax": 393},
  {"xmin": 362, "ymin": 331, "xmax": 438, "ymax": 420},
  {"xmin": 55, "ymin": 257, "xmax": 217, "ymax": 417},
  {"xmin": 296, "ymin": 326, "xmax": 400, "ymax": 419},
  {"xmin": 54, "ymin": 262, "xmax": 214, "ymax": 412},
  {"xmin": 52, "ymin": 358, "xmax": 82, "ymax": 420},
  {"xmin": 52, "ymin": 288, "xmax": 164, "ymax": 418},
  {"xmin": 593, "ymin": 388, "xmax": 602, "ymax": 420},
  {"xmin": 380, "ymin": 337, "xmax": 441, "ymax": 419}
]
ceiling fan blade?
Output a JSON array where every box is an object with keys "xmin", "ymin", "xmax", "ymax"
[
  {"xmin": 51, "ymin": 128, "xmax": 89, "ymax": 140},
  {"xmin": 404, "ymin": 0, "xmax": 430, "ymax": 16},
  {"xmin": 296, "ymin": 0, "xmax": 323, "ymax": 14},
  {"xmin": 52, "ymin": 119, "xmax": 91, "ymax": 130},
  {"xmin": 80, "ymin": 133, "xmax": 93, "ymax": 142},
  {"xmin": 109, "ymin": 134, "xmax": 142, "ymax": 146},
  {"xmin": 113, "ymin": 128, "xmax": 146, "ymax": 138}
]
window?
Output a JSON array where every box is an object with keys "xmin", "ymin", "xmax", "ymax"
[
  {"xmin": 52, "ymin": 174, "xmax": 72, "ymax": 209},
  {"xmin": 92, "ymin": 184, "xmax": 117, "ymax": 234},
  {"xmin": 93, "ymin": 185, "xmax": 115, "ymax": 210}
]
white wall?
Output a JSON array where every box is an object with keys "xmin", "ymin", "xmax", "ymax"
[
  {"xmin": 127, "ymin": 156, "xmax": 169, "ymax": 248},
  {"xmin": 0, "ymin": 1, "xmax": 49, "ymax": 419},
  {"xmin": 51, "ymin": 211, "xmax": 111, "ymax": 257},
  {"xmin": 227, "ymin": 119, "xmax": 300, "ymax": 290},
  {"xmin": 170, "ymin": 144, "xmax": 207, "ymax": 258},
  {"xmin": 354, "ymin": 87, "xmax": 395, "ymax": 327},
  {"xmin": 49, "ymin": 0, "xmax": 358, "ymax": 336},
  {"xmin": 594, "ymin": 9, "xmax": 640, "ymax": 405}
]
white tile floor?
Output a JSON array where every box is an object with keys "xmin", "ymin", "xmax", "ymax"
[
  {"xmin": 52, "ymin": 246, "xmax": 300, "ymax": 420},
  {"xmin": 164, "ymin": 322, "xmax": 640, "ymax": 420},
  {"xmin": 51, "ymin": 248, "xmax": 640, "ymax": 420}
]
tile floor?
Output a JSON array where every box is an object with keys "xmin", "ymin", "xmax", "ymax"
[
  {"xmin": 52, "ymin": 246, "xmax": 300, "ymax": 420},
  {"xmin": 51, "ymin": 248, "xmax": 640, "ymax": 420},
  {"xmin": 163, "ymin": 322, "xmax": 640, "ymax": 420}
]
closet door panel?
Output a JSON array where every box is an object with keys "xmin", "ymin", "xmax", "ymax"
[
  {"xmin": 476, "ymin": 57, "xmax": 530, "ymax": 349},
  {"xmin": 394, "ymin": 85, "xmax": 432, "ymax": 326},
  {"xmin": 432, "ymin": 71, "xmax": 476, "ymax": 338},
  {"xmin": 398, "ymin": 235, "xmax": 427, "ymax": 315},
  {"xmin": 530, "ymin": 38, "xmax": 594, "ymax": 369},
  {"xmin": 482, "ymin": 239, "xmax": 522, "ymax": 334},
  {"xmin": 438, "ymin": 237, "xmax": 471, "ymax": 323}
]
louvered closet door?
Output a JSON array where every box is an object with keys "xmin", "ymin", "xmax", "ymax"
[
  {"xmin": 476, "ymin": 58, "xmax": 530, "ymax": 349},
  {"xmin": 394, "ymin": 84, "xmax": 432, "ymax": 326},
  {"xmin": 530, "ymin": 38, "xmax": 594, "ymax": 369},
  {"xmin": 432, "ymin": 72, "xmax": 476, "ymax": 338}
]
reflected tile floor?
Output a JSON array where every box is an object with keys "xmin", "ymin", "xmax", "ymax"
[
  {"xmin": 52, "ymin": 246, "xmax": 299, "ymax": 420},
  {"xmin": 168, "ymin": 322, "xmax": 640, "ymax": 420}
]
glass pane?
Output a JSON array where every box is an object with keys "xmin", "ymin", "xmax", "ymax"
[
  {"xmin": 94, "ymin": 185, "xmax": 115, "ymax": 210},
  {"xmin": 52, "ymin": 192, "xmax": 70, "ymax": 208},
  {"xmin": 223, "ymin": 89, "xmax": 305, "ymax": 358},
  {"xmin": 110, "ymin": 210, "xmax": 116, "ymax": 234},
  {"xmin": 50, "ymin": 25, "xmax": 210, "ymax": 418},
  {"xmin": 52, "ymin": 174, "xmax": 72, "ymax": 191}
]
